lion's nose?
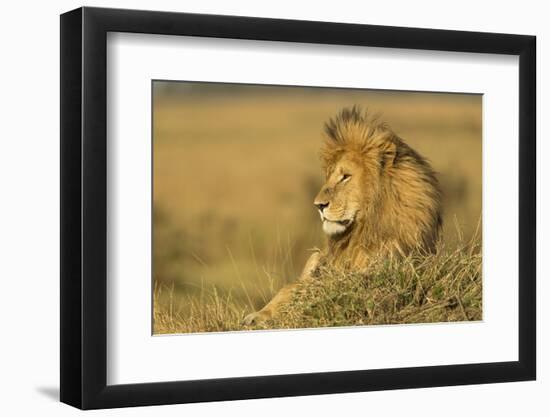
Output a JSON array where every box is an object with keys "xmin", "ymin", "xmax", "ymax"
[{"xmin": 315, "ymin": 202, "xmax": 329, "ymax": 213}]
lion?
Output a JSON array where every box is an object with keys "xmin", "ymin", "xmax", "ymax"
[{"xmin": 243, "ymin": 106, "xmax": 442, "ymax": 325}]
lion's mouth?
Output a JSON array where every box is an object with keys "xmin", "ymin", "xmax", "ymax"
[
  {"xmin": 322, "ymin": 217, "xmax": 352, "ymax": 226},
  {"xmin": 321, "ymin": 217, "xmax": 353, "ymax": 236}
]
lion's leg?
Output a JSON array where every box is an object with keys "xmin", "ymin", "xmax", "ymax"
[
  {"xmin": 301, "ymin": 251, "xmax": 322, "ymax": 279},
  {"xmin": 242, "ymin": 283, "xmax": 297, "ymax": 325},
  {"xmin": 243, "ymin": 251, "xmax": 321, "ymax": 326}
]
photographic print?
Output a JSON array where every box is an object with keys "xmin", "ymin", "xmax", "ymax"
[
  {"xmin": 61, "ymin": 8, "xmax": 535, "ymax": 407},
  {"xmin": 152, "ymin": 81, "xmax": 482, "ymax": 335}
]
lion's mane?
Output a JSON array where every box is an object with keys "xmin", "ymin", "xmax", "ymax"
[{"xmin": 319, "ymin": 106, "xmax": 442, "ymax": 269}]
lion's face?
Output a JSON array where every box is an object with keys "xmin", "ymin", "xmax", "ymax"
[{"xmin": 314, "ymin": 153, "xmax": 378, "ymax": 237}]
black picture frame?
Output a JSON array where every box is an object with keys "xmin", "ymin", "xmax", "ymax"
[{"xmin": 60, "ymin": 6, "xmax": 536, "ymax": 410}]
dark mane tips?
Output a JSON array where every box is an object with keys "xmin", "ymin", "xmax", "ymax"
[{"xmin": 323, "ymin": 105, "xmax": 365, "ymax": 143}]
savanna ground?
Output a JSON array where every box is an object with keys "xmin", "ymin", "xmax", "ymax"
[{"xmin": 152, "ymin": 82, "xmax": 482, "ymax": 334}]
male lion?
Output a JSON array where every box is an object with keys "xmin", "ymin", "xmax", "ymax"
[{"xmin": 243, "ymin": 106, "xmax": 442, "ymax": 325}]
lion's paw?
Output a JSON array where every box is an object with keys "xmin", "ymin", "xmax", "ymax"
[{"xmin": 242, "ymin": 311, "xmax": 270, "ymax": 326}]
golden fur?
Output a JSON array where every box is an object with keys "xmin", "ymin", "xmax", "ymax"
[{"xmin": 243, "ymin": 106, "xmax": 442, "ymax": 325}]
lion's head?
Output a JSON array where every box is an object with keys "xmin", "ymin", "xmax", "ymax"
[{"xmin": 315, "ymin": 107, "xmax": 442, "ymax": 268}]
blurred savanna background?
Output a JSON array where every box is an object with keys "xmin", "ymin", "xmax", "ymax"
[{"xmin": 153, "ymin": 81, "xmax": 482, "ymax": 334}]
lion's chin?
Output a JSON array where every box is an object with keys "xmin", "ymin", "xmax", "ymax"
[{"xmin": 322, "ymin": 220, "xmax": 351, "ymax": 236}]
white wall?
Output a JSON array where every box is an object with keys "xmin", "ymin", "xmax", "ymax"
[{"xmin": 0, "ymin": 0, "xmax": 545, "ymax": 415}]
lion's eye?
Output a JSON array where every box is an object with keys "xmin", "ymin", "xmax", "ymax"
[{"xmin": 340, "ymin": 174, "xmax": 351, "ymax": 182}]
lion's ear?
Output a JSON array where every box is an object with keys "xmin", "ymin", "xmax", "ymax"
[{"xmin": 379, "ymin": 141, "xmax": 397, "ymax": 170}]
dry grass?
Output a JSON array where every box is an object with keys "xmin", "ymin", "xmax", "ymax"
[
  {"xmin": 154, "ymin": 232, "xmax": 482, "ymax": 334},
  {"xmin": 270, "ymin": 242, "xmax": 482, "ymax": 330}
]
